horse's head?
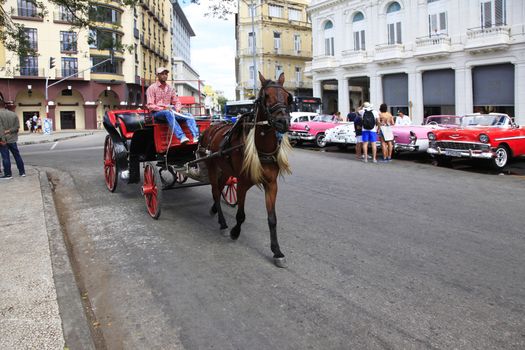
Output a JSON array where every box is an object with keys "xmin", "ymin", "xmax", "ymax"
[{"xmin": 256, "ymin": 72, "xmax": 292, "ymax": 133}]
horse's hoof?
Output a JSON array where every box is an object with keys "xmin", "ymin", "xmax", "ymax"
[
  {"xmin": 220, "ymin": 228, "xmax": 229, "ymax": 237},
  {"xmin": 273, "ymin": 257, "xmax": 287, "ymax": 268},
  {"xmin": 209, "ymin": 207, "xmax": 217, "ymax": 216},
  {"xmin": 230, "ymin": 227, "xmax": 240, "ymax": 240},
  {"xmin": 220, "ymin": 224, "xmax": 228, "ymax": 230}
]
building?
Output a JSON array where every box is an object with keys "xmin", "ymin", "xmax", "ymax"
[
  {"xmin": 0, "ymin": 0, "xmax": 172, "ymax": 130},
  {"xmin": 171, "ymin": 0, "xmax": 203, "ymax": 102},
  {"xmin": 306, "ymin": 0, "xmax": 525, "ymax": 124},
  {"xmin": 235, "ymin": 0, "xmax": 313, "ymax": 100}
]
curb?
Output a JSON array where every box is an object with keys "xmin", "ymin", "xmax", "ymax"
[
  {"xmin": 18, "ymin": 132, "xmax": 99, "ymax": 145},
  {"xmin": 38, "ymin": 168, "xmax": 96, "ymax": 350}
]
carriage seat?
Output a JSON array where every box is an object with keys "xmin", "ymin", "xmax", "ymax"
[{"xmin": 116, "ymin": 112, "xmax": 147, "ymax": 138}]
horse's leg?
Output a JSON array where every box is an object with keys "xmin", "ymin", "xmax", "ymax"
[
  {"xmin": 264, "ymin": 179, "xmax": 286, "ymax": 268},
  {"xmin": 230, "ymin": 181, "xmax": 247, "ymax": 240},
  {"xmin": 207, "ymin": 163, "xmax": 228, "ymax": 230}
]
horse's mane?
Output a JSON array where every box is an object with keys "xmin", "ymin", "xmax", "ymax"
[{"xmin": 241, "ymin": 80, "xmax": 293, "ymax": 185}]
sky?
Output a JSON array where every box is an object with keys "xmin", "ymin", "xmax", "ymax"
[{"xmin": 182, "ymin": 0, "xmax": 237, "ymax": 100}]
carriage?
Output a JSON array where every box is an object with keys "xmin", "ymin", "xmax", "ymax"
[{"xmin": 102, "ymin": 109, "xmax": 238, "ymax": 219}]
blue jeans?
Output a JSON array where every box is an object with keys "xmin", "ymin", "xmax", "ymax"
[
  {"xmin": 0, "ymin": 142, "xmax": 25, "ymax": 176},
  {"xmin": 153, "ymin": 110, "xmax": 199, "ymax": 140}
]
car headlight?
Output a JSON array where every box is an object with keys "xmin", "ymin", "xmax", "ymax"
[
  {"xmin": 428, "ymin": 132, "xmax": 436, "ymax": 141},
  {"xmin": 305, "ymin": 125, "xmax": 310, "ymax": 131},
  {"xmin": 479, "ymin": 134, "xmax": 489, "ymax": 143}
]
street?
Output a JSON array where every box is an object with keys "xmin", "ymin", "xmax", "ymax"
[{"xmin": 21, "ymin": 133, "xmax": 525, "ymax": 349}]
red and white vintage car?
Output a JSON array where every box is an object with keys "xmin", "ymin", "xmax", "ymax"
[
  {"xmin": 427, "ymin": 113, "xmax": 525, "ymax": 170},
  {"xmin": 288, "ymin": 114, "xmax": 342, "ymax": 147}
]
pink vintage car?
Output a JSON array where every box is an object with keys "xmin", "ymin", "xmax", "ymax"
[
  {"xmin": 393, "ymin": 115, "xmax": 462, "ymax": 153},
  {"xmin": 288, "ymin": 114, "xmax": 342, "ymax": 147}
]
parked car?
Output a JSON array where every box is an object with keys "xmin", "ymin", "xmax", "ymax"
[
  {"xmin": 427, "ymin": 113, "xmax": 525, "ymax": 170},
  {"xmin": 288, "ymin": 114, "xmax": 342, "ymax": 147},
  {"xmin": 324, "ymin": 123, "xmax": 357, "ymax": 149},
  {"xmin": 290, "ymin": 112, "xmax": 318, "ymax": 124},
  {"xmin": 393, "ymin": 115, "xmax": 462, "ymax": 153}
]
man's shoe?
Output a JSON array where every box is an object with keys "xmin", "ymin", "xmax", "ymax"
[
  {"xmin": 20, "ymin": 173, "xmax": 26, "ymax": 177},
  {"xmin": 0, "ymin": 175, "xmax": 13, "ymax": 180},
  {"xmin": 180, "ymin": 136, "xmax": 190, "ymax": 144},
  {"xmin": 193, "ymin": 135, "xmax": 199, "ymax": 143}
]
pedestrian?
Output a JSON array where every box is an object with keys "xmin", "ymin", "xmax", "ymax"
[
  {"xmin": 0, "ymin": 95, "xmax": 26, "ymax": 179},
  {"xmin": 395, "ymin": 110, "xmax": 412, "ymax": 126},
  {"xmin": 36, "ymin": 117, "xmax": 42, "ymax": 133},
  {"xmin": 146, "ymin": 67, "xmax": 199, "ymax": 144},
  {"xmin": 359, "ymin": 102, "xmax": 379, "ymax": 163},
  {"xmin": 347, "ymin": 108, "xmax": 358, "ymax": 122},
  {"xmin": 354, "ymin": 107, "xmax": 363, "ymax": 160},
  {"xmin": 25, "ymin": 118, "xmax": 32, "ymax": 133},
  {"xmin": 378, "ymin": 103, "xmax": 395, "ymax": 162},
  {"xmin": 32, "ymin": 114, "xmax": 38, "ymax": 133},
  {"xmin": 333, "ymin": 111, "xmax": 342, "ymax": 122}
]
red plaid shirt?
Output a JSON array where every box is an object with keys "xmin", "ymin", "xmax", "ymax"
[{"xmin": 146, "ymin": 81, "xmax": 181, "ymax": 112}]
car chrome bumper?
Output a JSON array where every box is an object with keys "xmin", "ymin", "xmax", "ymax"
[
  {"xmin": 427, "ymin": 147, "xmax": 494, "ymax": 159},
  {"xmin": 395, "ymin": 143, "xmax": 419, "ymax": 152},
  {"xmin": 289, "ymin": 132, "xmax": 315, "ymax": 141}
]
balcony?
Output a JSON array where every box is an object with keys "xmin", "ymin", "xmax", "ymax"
[
  {"xmin": 56, "ymin": 70, "xmax": 84, "ymax": 79},
  {"xmin": 464, "ymin": 26, "xmax": 510, "ymax": 54},
  {"xmin": 53, "ymin": 11, "xmax": 75, "ymax": 23},
  {"xmin": 285, "ymin": 80, "xmax": 312, "ymax": 89},
  {"xmin": 304, "ymin": 62, "xmax": 312, "ymax": 77},
  {"xmin": 414, "ymin": 35, "xmax": 451, "ymax": 60},
  {"xmin": 14, "ymin": 67, "xmax": 45, "ymax": 78},
  {"xmin": 310, "ymin": 55, "xmax": 337, "ymax": 73},
  {"xmin": 340, "ymin": 50, "xmax": 367, "ymax": 69},
  {"xmin": 14, "ymin": 7, "xmax": 42, "ymax": 20},
  {"xmin": 374, "ymin": 44, "xmax": 405, "ymax": 64}
]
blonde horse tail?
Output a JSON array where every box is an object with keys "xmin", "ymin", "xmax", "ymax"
[
  {"xmin": 242, "ymin": 128, "xmax": 265, "ymax": 185},
  {"xmin": 277, "ymin": 133, "xmax": 292, "ymax": 176}
]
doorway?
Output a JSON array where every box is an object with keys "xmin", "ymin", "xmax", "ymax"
[
  {"xmin": 60, "ymin": 111, "xmax": 76, "ymax": 129},
  {"xmin": 23, "ymin": 111, "xmax": 39, "ymax": 132}
]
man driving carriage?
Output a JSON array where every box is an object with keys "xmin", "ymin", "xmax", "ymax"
[{"xmin": 146, "ymin": 67, "xmax": 200, "ymax": 143}]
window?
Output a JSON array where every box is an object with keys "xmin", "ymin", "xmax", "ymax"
[
  {"xmin": 249, "ymin": 65, "xmax": 255, "ymax": 80},
  {"xmin": 289, "ymin": 8, "xmax": 301, "ymax": 21},
  {"xmin": 294, "ymin": 34, "xmax": 301, "ymax": 52},
  {"xmin": 275, "ymin": 65, "xmax": 283, "ymax": 80},
  {"xmin": 386, "ymin": 2, "xmax": 402, "ymax": 44},
  {"xmin": 269, "ymin": 5, "xmax": 283, "ymax": 18},
  {"xmin": 295, "ymin": 66, "xmax": 301, "ymax": 83},
  {"xmin": 61, "ymin": 57, "xmax": 78, "ymax": 77},
  {"xmin": 89, "ymin": 5, "xmax": 121, "ymax": 25},
  {"xmin": 324, "ymin": 20, "xmax": 335, "ymax": 56},
  {"xmin": 58, "ymin": 5, "xmax": 75, "ymax": 22},
  {"xmin": 91, "ymin": 56, "xmax": 121, "ymax": 74},
  {"xmin": 17, "ymin": 0, "xmax": 38, "ymax": 17},
  {"xmin": 429, "ymin": 12, "xmax": 447, "ymax": 35},
  {"xmin": 24, "ymin": 28, "xmax": 38, "ymax": 51},
  {"xmin": 481, "ymin": 0, "xmax": 506, "ymax": 28},
  {"xmin": 353, "ymin": 12, "xmax": 364, "ymax": 22},
  {"xmin": 354, "ymin": 30, "xmax": 365, "ymax": 50},
  {"xmin": 60, "ymin": 31, "xmax": 77, "ymax": 52},
  {"xmin": 274, "ymin": 32, "xmax": 281, "ymax": 51},
  {"xmin": 248, "ymin": 4, "xmax": 256, "ymax": 17},
  {"xmin": 388, "ymin": 22, "xmax": 402, "ymax": 44},
  {"xmin": 387, "ymin": 2, "xmax": 401, "ymax": 13},
  {"xmin": 19, "ymin": 56, "xmax": 38, "ymax": 76},
  {"xmin": 88, "ymin": 29, "xmax": 122, "ymax": 50},
  {"xmin": 248, "ymin": 32, "xmax": 255, "ymax": 49}
]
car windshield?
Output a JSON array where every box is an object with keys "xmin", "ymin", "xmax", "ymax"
[
  {"xmin": 313, "ymin": 115, "xmax": 336, "ymax": 122},
  {"xmin": 461, "ymin": 114, "xmax": 509, "ymax": 127},
  {"xmin": 426, "ymin": 116, "xmax": 462, "ymax": 126}
]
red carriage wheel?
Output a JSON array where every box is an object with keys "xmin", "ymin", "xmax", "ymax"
[
  {"xmin": 142, "ymin": 162, "xmax": 163, "ymax": 219},
  {"xmin": 103, "ymin": 135, "xmax": 118, "ymax": 192},
  {"xmin": 221, "ymin": 176, "xmax": 238, "ymax": 207}
]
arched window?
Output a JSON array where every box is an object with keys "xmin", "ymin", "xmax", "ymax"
[
  {"xmin": 352, "ymin": 12, "xmax": 366, "ymax": 51},
  {"xmin": 324, "ymin": 20, "xmax": 334, "ymax": 56},
  {"xmin": 387, "ymin": 2, "xmax": 401, "ymax": 13},
  {"xmin": 386, "ymin": 2, "xmax": 402, "ymax": 44}
]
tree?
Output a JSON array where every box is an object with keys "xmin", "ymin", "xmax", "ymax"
[
  {"xmin": 0, "ymin": 0, "xmax": 236, "ymax": 57},
  {"xmin": 217, "ymin": 94, "xmax": 228, "ymax": 114}
]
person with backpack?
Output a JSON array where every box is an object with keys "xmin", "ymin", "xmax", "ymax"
[{"xmin": 359, "ymin": 102, "xmax": 379, "ymax": 163}]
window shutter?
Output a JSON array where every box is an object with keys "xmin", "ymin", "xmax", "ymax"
[
  {"xmin": 388, "ymin": 23, "xmax": 395, "ymax": 45},
  {"xmin": 482, "ymin": 1, "xmax": 492, "ymax": 28},
  {"xmin": 495, "ymin": 0, "xmax": 505, "ymax": 26},
  {"xmin": 396, "ymin": 22, "xmax": 402, "ymax": 44},
  {"xmin": 325, "ymin": 38, "xmax": 330, "ymax": 55},
  {"xmin": 430, "ymin": 14, "xmax": 437, "ymax": 33},
  {"xmin": 354, "ymin": 31, "xmax": 359, "ymax": 51},
  {"xmin": 361, "ymin": 30, "xmax": 366, "ymax": 50},
  {"xmin": 439, "ymin": 12, "xmax": 447, "ymax": 31}
]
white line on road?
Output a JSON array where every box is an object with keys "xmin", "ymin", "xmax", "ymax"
[
  {"xmin": 22, "ymin": 146, "xmax": 104, "ymax": 156},
  {"xmin": 50, "ymin": 142, "xmax": 58, "ymax": 150}
]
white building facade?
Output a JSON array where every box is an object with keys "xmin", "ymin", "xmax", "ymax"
[{"xmin": 306, "ymin": 0, "xmax": 525, "ymax": 125}]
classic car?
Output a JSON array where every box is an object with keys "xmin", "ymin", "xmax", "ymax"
[
  {"xmin": 288, "ymin": 114, "xmax": 343, "ymax": 147},
  {"xmin": 393, "ymin": 115, "xmax": 462, "ymax": 153},
  {"xmin": 290, "ymin": 111, "xmax": 318, "ymax": 125},
  {"xmin": 324, "ymin": 122, "xmax": 357, "ymax": 149},
  {"xmin": 427, "ymin": 113, "xmax": 525, "ymax": 170}
]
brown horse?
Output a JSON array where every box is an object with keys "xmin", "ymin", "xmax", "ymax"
[{"xmin": 198, "ymin": 72, "xmax": 293, "ymax": 267}]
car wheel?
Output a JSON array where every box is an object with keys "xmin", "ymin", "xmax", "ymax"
[
  {"xmin": 315, "ymin": 133, "xmax": 326, "ymax": 148},
  {"xmin": 491, "ymin": 145, "xmax": 510, "ymax": 170}
]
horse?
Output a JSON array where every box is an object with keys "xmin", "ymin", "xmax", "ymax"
[{"xmin": 198, "ymin": 72, "xmax": 293, "ymax": 268}]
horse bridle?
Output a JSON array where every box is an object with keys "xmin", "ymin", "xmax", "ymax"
[{"xmin": 253, "ymin": 81, "xmax": 292, "ymax": 128}]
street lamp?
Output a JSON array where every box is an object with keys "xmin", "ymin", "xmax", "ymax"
[{"xmin": 244, "ymin": 0, "xmax": 263, "ymax": 98}]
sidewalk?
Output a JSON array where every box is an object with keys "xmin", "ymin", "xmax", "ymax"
[
  {"xmin": 0, "ymin": 167, "xmax": 95, "ymax": 349},
  {"xmin": 18, "ymin": 130, "xmax": 102, "ymax": 145}
]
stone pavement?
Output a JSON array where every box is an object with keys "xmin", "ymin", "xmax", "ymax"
[{"xmin": 0, "ymin": 131, "xmax": 97, "ymax": 349}]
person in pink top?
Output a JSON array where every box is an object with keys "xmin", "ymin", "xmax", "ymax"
[{"xmin": 146, "ymin": 67, "xmax": 199, "ymax": 143}]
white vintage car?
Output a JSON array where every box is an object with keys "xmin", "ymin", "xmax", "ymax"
[{"xmin": 324, "ymin": 122, "xmax": 357, "ymax": 148}]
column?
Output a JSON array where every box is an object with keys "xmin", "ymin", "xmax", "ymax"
[
  {"xmin": 337, "ymin": 77, "xmax": 349, "ymax": 118},
  {"xmin": 48, "ymin": 104, "xmax": 56, "ymax": 131},
  {"xmin": 409, "ymin": 71, "xmax": 424, "ymax": 125},
  {"xmin": 456, "ymin": 66, "xmax": 473, "ymax": 116},
  {"xmin": 369, "ymin": 74, "xmax": 382, "ymax": 106},
  {"xmin": 84, "ymin": 104, "xmax": 98, "ymax": 130},
  {"xmin": 514, "ymin": 62, "xmax": 525, "ymax": 125},
  {"xmin": 313, "ymin": 80, "xmax": 322, "ymax": 98}
]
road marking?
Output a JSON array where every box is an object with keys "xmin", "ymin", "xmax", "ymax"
[
  {"xmin": 22, "ymin": 146, "xmax": 104, "ymax": 156},
  {"xmin": 50, "ymin": 142, "xmax": 58, "ymax": 150}
]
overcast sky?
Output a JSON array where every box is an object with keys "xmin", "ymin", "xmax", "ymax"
[{"xmin": 182, "ymin": 1, "xmax": 237, "ymax": 100}]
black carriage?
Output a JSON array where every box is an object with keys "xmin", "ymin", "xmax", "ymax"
[{"xmin": 103, "ymin": 109, "xmax": 237, "ymax": 218}]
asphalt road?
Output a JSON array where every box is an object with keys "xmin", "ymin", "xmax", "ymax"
[{"xmin": 21, "ymin": 133, "xmax": 525, "ymax": 349}]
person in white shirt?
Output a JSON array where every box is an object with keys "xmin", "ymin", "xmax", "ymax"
[{"xmin": 395, "ymin": 111, "xmax": 412, "ymax": 126}]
